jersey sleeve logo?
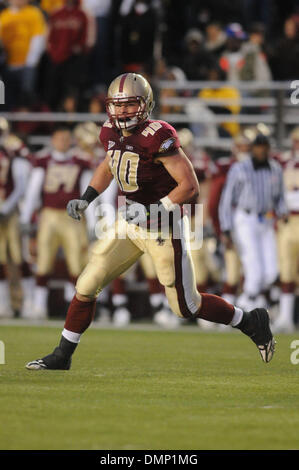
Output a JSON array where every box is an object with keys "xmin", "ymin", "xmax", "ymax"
[
  {"xmin": 159, "ymin": 137, "xmax": 176, "ymax": 153},
  {"xmin": 108, "ymin": 141, "xmax": 115, "ymax": 149}
]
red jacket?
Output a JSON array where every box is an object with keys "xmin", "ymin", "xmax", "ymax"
[{"xmin": 47, "ymin": 6, "xmax": 88, "ymax": 64}]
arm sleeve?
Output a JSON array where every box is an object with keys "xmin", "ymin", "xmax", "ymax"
[
  {"xmin": 26, "ymin": 34, "xmax": 46, "ymax": 67},
  {"xmin": 20, "ymin": 167, "xmax": 45, "ymax": 224},
  {"xmin": 83, "ymin": 9, "xmax": 96, "ymax": 48},
  {"xmin": 218, "ymin": 165, "xmax": 240, "ymax": 232},
  {"xmin": 0, "ymin": 158, "xmax": 31, "ymax": 215}
]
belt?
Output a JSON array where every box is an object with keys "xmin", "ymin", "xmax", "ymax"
[
  {"xmin": 244, "ymin": 209, "xmax": 264, "ymax": 216},
  {"xmin": 243, "ymin": 209, "xmax": 274, "ymax": 220}
]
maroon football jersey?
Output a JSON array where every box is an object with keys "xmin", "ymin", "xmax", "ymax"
[
  {"xmin": 275, "ymin": 150, "xmax": 299, "ymax": 213},
  {"xmin": 275, "ymin": 150, "xmax": 299, "ymax": 189},
  {"xmin": 0, "ymin": 147, "xmax": 14, "ymax": 202},
  {"xmin": 99, "ymin": 119, "xmax": 181, "ymax": 205},
  {"xmin": 33, "ymin": 149, "xmax": 91, "ymax": 210}
]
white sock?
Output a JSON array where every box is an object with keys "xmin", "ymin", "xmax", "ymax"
[
  {"xmin": 149, "ymin": 293, "xmax": 164, "ymax": 308},
  {"xmin": 21, "ymin": 277, "xmax": 35, "ymax": 303},
  {"xmin": 62, "ymin": 328, "xmax": 81, "ymax": 344},
  {"xmin": 34, "ymin": 286, "xmax": 49, "ymax": 311},
  {"xmin": 64, "ymin": 282, "xmax": 76, "ymax": 303},
  {"xmin": 230, "ymin": 306, "xmax": 244, "ymax": 327},
  {"xmin": 0, "ymin": 280, "xmax": 12, "ymax": 309},
  {"xmin": 112, "ymin": 294, "xmax": 128, "ymax": 307},
  {"xmin": 278, "ymin": 293, "xmax": 295, "ymax": 324}
]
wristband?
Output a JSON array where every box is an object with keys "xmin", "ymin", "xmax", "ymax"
[
  {"xmin": 80, "ymin": 186, "xmax": 99, "ymax": 204},
  {"xmin": 160, "ymin": 196, "xmax": 177, "ymax": 212}
]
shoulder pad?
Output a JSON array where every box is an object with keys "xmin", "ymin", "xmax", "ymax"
[{"xmin": 103, "ymin": 120, "xmax": 113, "ymax": 128}]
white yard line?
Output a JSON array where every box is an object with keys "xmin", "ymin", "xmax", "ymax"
[{"xmin": 0, "ymin": 318, "xmax": 230, "ymax": 334}]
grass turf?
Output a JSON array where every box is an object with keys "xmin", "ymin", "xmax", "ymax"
[{"xmin": 0, "ymin": 324, "xmax": 298, "ymax": 450}]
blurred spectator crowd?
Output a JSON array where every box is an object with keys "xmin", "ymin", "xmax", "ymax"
[{"xmin": 0, "ymin": 0, "xmax": 299, "ymax": 116}]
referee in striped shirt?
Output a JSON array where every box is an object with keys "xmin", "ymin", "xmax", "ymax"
[{"xmin": 219, "ymin": 134, "xmax": 288, "ymax": 312}]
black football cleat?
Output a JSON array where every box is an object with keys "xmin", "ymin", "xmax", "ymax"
[
  {"xmin": 26, "ymin": 347, "xmax": 72, "ymax": 370},
  {"xmin": 235, "ymin": 308, "xmax": 276, "ymax": 363}
]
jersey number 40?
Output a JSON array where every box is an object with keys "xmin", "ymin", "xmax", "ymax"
[{"xmin": 108, "ymin": 150, "xmax": 139, "ymax": 192}]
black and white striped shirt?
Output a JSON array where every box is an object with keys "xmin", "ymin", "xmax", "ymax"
[{"xmin": 219, "ymin": 156, "xmax": 288, "ymax": 232}]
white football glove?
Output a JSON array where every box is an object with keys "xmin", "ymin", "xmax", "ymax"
[{"xmin": 67, "ymin": 199, "xmax": 89, "ymax": 221}]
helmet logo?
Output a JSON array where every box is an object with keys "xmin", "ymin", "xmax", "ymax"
[{"xmin": 113, "ymin": 92, "xmax": 128, "ymax": 99}]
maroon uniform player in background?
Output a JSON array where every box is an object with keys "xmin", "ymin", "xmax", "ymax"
[
  {"xmin": 0, "ymin": 120, "xmax": 34, "ymax": 318},
  {"xmin": 20, "ymin": 125, "xmax": 94, "ymax": 319},
  {"xmin": 26, "ymin": 73, "xmax": 275, "ymax": 370}
]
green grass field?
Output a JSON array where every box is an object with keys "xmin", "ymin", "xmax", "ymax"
[{"xmin": 0, "ymin": 324, "xmax": 299, "ymax": 450}]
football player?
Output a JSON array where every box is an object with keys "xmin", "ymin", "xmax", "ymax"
[
  {"xmin": 26, "ymin": 73, "xmax": 275, "ymax": 369},
  {"xmin": 273, "ymin": 126, "xmax": 299, "ymax": 332},
  {"xmin": 0, "ymin": 120, "xmax": 34, "ymax": 318},
  {"xmin": 20, "ymin": 125, "xmax": 96, "ymax": 319}
]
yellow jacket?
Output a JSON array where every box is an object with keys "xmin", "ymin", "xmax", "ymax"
[
  {"xmin": 0, "ymin": 5, "xmax": 46, "ymax": 67},
  {"xmin": 198, "ymin": 86, "xmax": 241, "ymax": 136}
]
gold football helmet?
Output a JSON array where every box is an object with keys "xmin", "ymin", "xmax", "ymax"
[
  {"xmin": 177, "ymin": 128, "xmax": 194, "ymax": 148},
  {"xmin": 290, "ymin": 126, "xmax": 299, "ymax": 142},
  {"xmin": 106, "ymin": 73, "xmax": 154, "ymax": 130},
  {"xmin": 73, "ymin": 122, "xmax": 100, "ymax": 150},
  {"xmin": 0, "ymin": 118, "xmax": 9, "ymax": 138},
  {"xmin": 2, "ymin": 134, "xmax": 23, "ymax": 153}
]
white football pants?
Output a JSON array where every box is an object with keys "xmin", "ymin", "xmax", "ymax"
[{"xmin": 232, "ymin": 209, "xmax": 278, "ymax": 297}]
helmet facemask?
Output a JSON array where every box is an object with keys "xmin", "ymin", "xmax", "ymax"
[{"xmin": 106, "ymin": 96, "xmax": 149, "ymax": 131}]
